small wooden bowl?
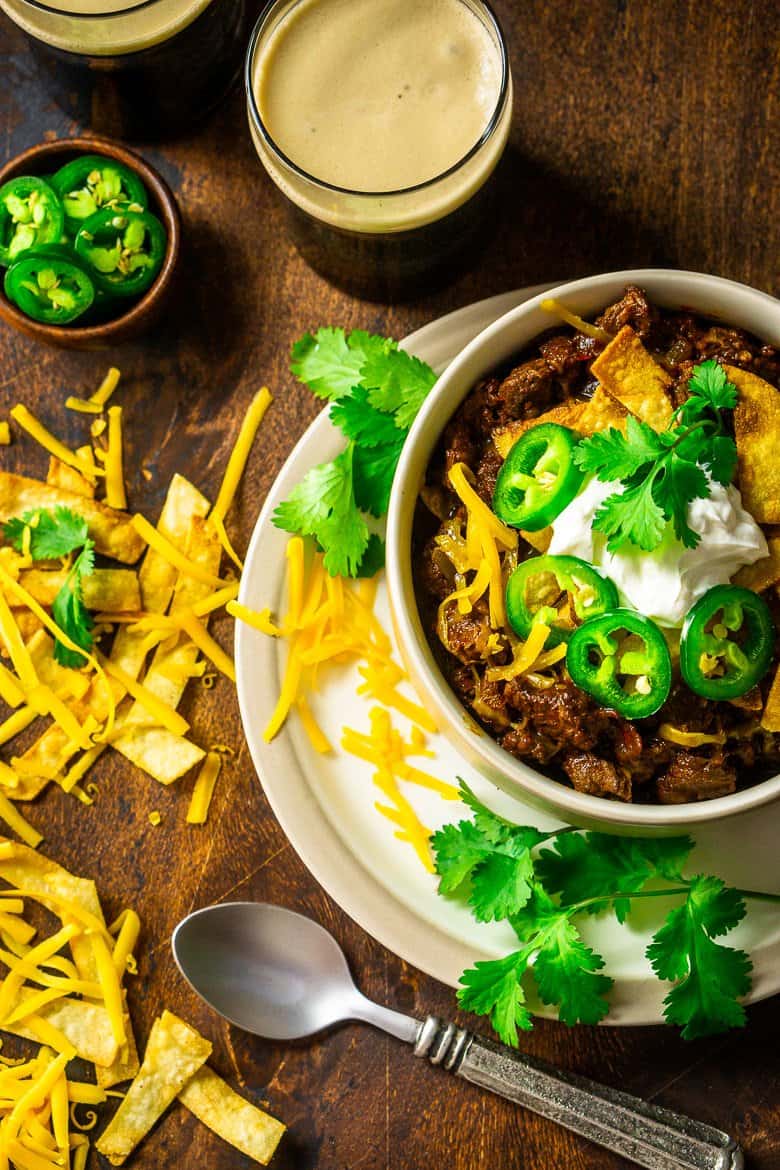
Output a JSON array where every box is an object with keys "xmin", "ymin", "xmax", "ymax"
[{"xmin": 0, "ymin": 136, "xmax": 181, "ymax": 350}]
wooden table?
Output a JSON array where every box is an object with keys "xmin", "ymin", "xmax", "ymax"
[{"xmin": 0, "ymin": 2, "xmax": 778, "ymax": 1167}]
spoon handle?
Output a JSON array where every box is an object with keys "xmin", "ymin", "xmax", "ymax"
[{"xmin": 414, "ymin": 1017, "xmax": 742, "ymax": 1170}]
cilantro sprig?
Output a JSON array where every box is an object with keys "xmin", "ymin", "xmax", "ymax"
[
  {"xmin": 3, "ymin": 507, "xmax": 95, "ymax": 667},
  {"xmin": 432, "ymin": 782, "xmax": 778, "ymax": 1045},
  {"xmin": 273, "ymin": 328, "xmax": 437, "ymax": 576},
  {"xmin": 573, "ymin": 360, "xmax": 739, "ymax": 552}
]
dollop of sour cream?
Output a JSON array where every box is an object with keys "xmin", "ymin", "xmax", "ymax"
[{"xmin": 548, "ymin": 477, "xmax": 768, "ymax": 627}]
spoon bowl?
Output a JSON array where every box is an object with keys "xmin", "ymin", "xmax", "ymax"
[{"xmin": 172, "ymin": 902, "xmax": 362, "ymax": 1041}]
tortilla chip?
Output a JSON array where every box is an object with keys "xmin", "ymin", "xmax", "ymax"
[
  {"xmin": 730, "ymin": 365, "xmax": 780, "ymax": 523},
  {"xmin": 46, "ymin": 456, "xmax": 95, "ymax": 500},
  {"xmin": 590, "ymin": 325, "xmax": 674, "ymax": 432},
  {"xmin": 178, "ymin": 1066, "xmax": 285, "ymax": 1165},
  {"xmin": 96, "ymin": 1010, "xmax": 212, "ymax": 1165},
  {"xmin": 492, "ymin": 388, "xmax": 630, "ymax": 460},
  {"xmin": 521, "ymin": 527, "xmax": 552, "ymax": 554},
  {"xmin": 96, "ymin": 1011, "xmax": 141, "ymax": 1089},
  {"xmin": 0, "ymin": 837, "xmax": 104, "ymax": 983},
  {"xmin": 0, "ymin": 472, "xmax": 144, "ymax": 563},
  {"xmin": 733, "ymin": 536, "xmax": 780, "ymax": 592},
  {"xmin": 112, "ymin": 514, "xmax": 219, "ymax": 783},
  {"xmin": 9, "ymin": 993, "xmax": 119, "ymax": 1067},
  {"xmin": 761, "ymin": 664, "xmax": 780, "ymax": 731},
  {"xmin": 16, "ymin": 568, "xmax": 141, "ymax": 613}
]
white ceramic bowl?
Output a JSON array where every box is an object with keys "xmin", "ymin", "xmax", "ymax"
[{"xmin": 387, "ymin": 269, "xmax": 780, "ymax": 831}]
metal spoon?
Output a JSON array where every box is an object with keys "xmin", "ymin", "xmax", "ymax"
[{"xmin": 172, "ymin": 902, "xmax": 742, "ymax": 1170}]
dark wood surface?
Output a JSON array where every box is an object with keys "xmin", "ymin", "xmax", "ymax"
[{"xmin": 0, "ymin": 2, "xmax": 778, "ymax": 1167}]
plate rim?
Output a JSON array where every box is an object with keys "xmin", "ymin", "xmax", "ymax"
[{"xmin": 235, "ymin": 286, "xmax": 780, "ymax": 1027}]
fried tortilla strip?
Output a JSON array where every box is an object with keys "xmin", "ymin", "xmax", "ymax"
[
  {"xmin": 521, "ymin": 527, "xmax": 552, "ymax": 554},
  {"xmin": 61, "ymin": 475, "xmax": 211, "ymax": 790},
  {"xmin": 11, "ymin": 673, "xmax": 122, "ymax": 801},
  {"xmin": 179, "ymin": 1066, "xmax": 286, "ymax": 1165},
  {"xmin": 8, "ymin": 991, "xmax": 119, "ymax": 1067},
  {"xmin": 493, "ymin": 387, "xmax": 630, "ymax": 460},
  {"xmin": 761, "ymin": 664, "xmax": 780, "ymax": 732},
  {"xmin": 96, "ymin": 1009, "xmax": 140, "ymax": 1089},
  {"xmin": 96, "ymin": 1010, "xmax": 212, "ymax": 1165},
  {"xmin": 46, "ymin": 456, "xmax": 95, "ymax": 500},
  {"xmin": 0, "ymin": 472, "xmax": 144, "ymax": 563},
  {"xmin": 16, "ymin": 568, "xmax": 141, "ymax": 613},
  {"xmin": 112, "ymin": 514, "xmax": 220, "ymax": 783},
  {"xmin": 733, "ymin": 535, "xmax": 780, "ymax": 592},
  {"xmin": 0, "ymin": 837, "xmax": 105, "ymax": 986},
  {"xmin": 730, "ymin": 365, "xmax": 780, "ymax": 523},
  {"xmin": 590, "ymin": 325, "xmax": 674, "ymax": 431}
]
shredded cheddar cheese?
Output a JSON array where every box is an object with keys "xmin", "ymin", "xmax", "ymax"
[
  {"xmin": 130, "ymin": 515, "xmax": 230, "ymax": 590},
  {"xmin": 105, "ymin": 406, "xmax": 127, "ymax": 511},
  {"xmin": 447, "ymin": 462, "xmax": 517, "ymax": 632},
  {"xmin": 89, "ymin": 367, "xmax": 121, "ymax": 407},
  {"xmin": 186, "ymin": 752, "xmax": 222, "ymax": 824},
  {"xmin": 65, "ymin": 397, "xmax": 103, "ymax": 415},
  {"xmin": 210, "ymin": 388, "xmax": 273, "ymax": 528},
  {"xmin": 9, "ymin": 405, "xmax": 102, "ymax": 483},
  {"xmin": 0, "ymin": 423, "xmax": 10, "ymax": 446}
]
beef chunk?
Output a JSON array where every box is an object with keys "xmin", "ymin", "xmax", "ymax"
[
  {"xmin": 563, "ymin": 751, "xmax": 632, "ymax": 801},
  {"xmin": 419, "ymin": 537, "xmax": 454, "ymax": 602},
  {"xmin": 596, "ymin": 285, "xmax": 656, "ymax": 338},
  {"xmin": 503, "ymin": 677, "xmax": 613, "ymax": 753},
  {"xmin": 494, "ymin": 358, "xmax": 555, "ymax": 419},
  {"xmin": 441, "ymin": 604, "xmax": 493, "ymax": 664},
  {"xmin": 656, "ymin": 752, "xmax": 737, "ymax": 803}
]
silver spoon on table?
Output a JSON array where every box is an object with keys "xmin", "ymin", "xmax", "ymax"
[{"xmin": 172, "ymin": 901, "xmax": 742, "ymax": 1170}]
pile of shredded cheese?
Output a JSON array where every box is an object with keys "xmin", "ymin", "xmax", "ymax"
[
  {"xmin": 0, "ymin": 371, "xmax": 273, "ymax": 842},
  {"xmin": 230, "ymin": 536, "xmax": 461, "ymax": 868}
]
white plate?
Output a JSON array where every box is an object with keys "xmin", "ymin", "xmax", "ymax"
[{"xmin": 235, "ymin": 287, "xmax": 780, "ymax": 1026}]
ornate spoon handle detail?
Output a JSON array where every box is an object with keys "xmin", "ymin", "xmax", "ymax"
[{"xmin": 414, "ymin": 1017, "xmax": 743, "ymax": 1170}]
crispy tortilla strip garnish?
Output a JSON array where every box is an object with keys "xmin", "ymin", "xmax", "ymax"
[
  {"xmin": 178, "ymin": 1066, "xmax": 285, "ymax": 1166},
  {"xmin": 130, "ymin": 513, "xmax": 228, "ymax": 590},
  {"xmin": 0, "ymin": 473, "xmax": 144, "ymax": 563},
  {"xmin": 492, "ymin": 388, "xmax": 630, "ymax": 460},
  {"xmin": 590, "ymin": 325, "xmax": 674, "ymax": 432},
  {"xmin": 521, "ymin": 527, "xmax": 552, "ymax": 554},
  {"xmin": 8, "ymin": 995, "xmax": 120, "ymax": 1067},
  {"xmin": 112, "ymin": 514, "xmax": 220, "ymax": 783},
  {"xmin": 16, "ymin": 569, "xmax": 141, "ymax": 613},
  {"xmin": 96, "ymin": 1010, "xmax": 212, "ymax": 1165},
  {"xmin": 761, "ymin": 664, "xmax": 780, "ymax": 732},
  {"xmin": 46, "ymin": 456, "xmax": 95, "ymax": 499},
  {"xmin": 730, "ymin": 364, "xmax": 780, "ymax": 523},
  {"xmin": 733, "ymin": 535, "xmax": 780, "ymax": 592},
  {"xmin": 96, "ymin": 1008, "xmax": 140, "ymax": 1089}
]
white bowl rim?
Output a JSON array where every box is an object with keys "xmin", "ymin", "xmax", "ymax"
[{"xmin": 386, "ymin": 267, "xmax": 780, "ymax": 829}]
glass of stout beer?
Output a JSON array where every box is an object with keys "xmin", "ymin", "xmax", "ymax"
[
  {"xmin": 0, "ymin": 0, "xmax": 246, "ymax": 140},
  {"xmin": 246, "ymin": 0, "xmax": 512, "ymax": 299}
]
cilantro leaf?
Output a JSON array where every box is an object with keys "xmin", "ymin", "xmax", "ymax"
[
  {"xmin": 537, "ymin": 833, "xmax": 694, "ymax": 923},
  {"xmin": 329, "ymin": 387, "xmax": 407, "ymax": 449},
  {"xmin": 574, "ymin": 417, "xmax": 663, "ymax": 482},
  {"xmin": 592, "ymin": 476, "xmax": 667, "ymax": 552},
  {"xmin": 3, "ymin": 506, "xmax": 89, "ymax": 560},
  {"xmin": 289, "ymin": 328, "xmax": 394, "ymax": 401},
  {"xmin": 361, "ymin": 347, "xmax": 438, "ymax": 430},
  {"xmin": 432, "ymin": 784, "xmax": 547, "ymax": 923},
  {"xmin": 659, "ymin": 453, "xmax": 709, "ymax": 548},
  {"xmin": 51, "ymin": 541, "xmax": 95, "ymax": 667},
  {"xmin": 355, "ymin": 534, "xmax": 385, "ymax": 578},
  {"xmin": 272, "ymin": 446, "xmax": 369, "ymax": 576},
  {"xmin": 352, "ymin": 429, "xmax": 406, "ymax": 517},
  {"xmin": 432, "ymin": 812, "xmax": 545, "ymax": 923},
  {"xmin": 687, "ymin": 360, "xmax": 738, "ymax": 412},
  {"xmin": 457, "ymin": 951, "xmax": 534, "ymax": 1046},
  {"xmin": 702, "ymin": 434, "xmax": 738, "ymax": 486},
  {"xmin": 647, "ymin": 876, "xmax": 752, "ymax": 1039}
]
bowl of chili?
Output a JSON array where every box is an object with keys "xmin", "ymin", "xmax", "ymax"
[
  {"xmin": 0, "ymin": 136, "xmax": 181, "ymax": 350},
  {"xmin": 386, "ymin": 269, "xmax": 780, "ymax": 832}
]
